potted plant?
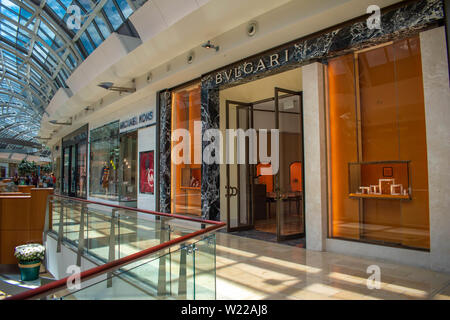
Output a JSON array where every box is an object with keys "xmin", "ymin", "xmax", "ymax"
[{"xmin": 14, "ymin": 243, "xmax": 45, "ymax": 281}]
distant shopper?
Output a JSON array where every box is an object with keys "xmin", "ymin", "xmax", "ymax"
[
  {"xmin": 32, "ymin": 173, "xmax": 38, "ymax": 187},
  {"xmin": 47, "ymin": 175, "xmax": 54, "ymax": 188},
  {"xmin": 13, "ymin": 173, "xmax": 19, "ymax": 185}
]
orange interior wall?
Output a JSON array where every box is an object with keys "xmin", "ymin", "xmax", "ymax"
[
  {"xmin": 328, "ymin": 54, "xmax": 360, "ymax": 239},
  {"xmin": 328, "ymin": 37, "xmax": 430, "ymax": 249},
  {"xmin": 171, "ymin": 85, "xmax": 202, "ymax": 216}
]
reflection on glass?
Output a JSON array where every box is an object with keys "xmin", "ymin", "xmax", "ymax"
[
  {"xmin": 327, "ymin": 37, "xmax": 430, "ymax": 249},
  {"xmin": 63, "ymin": 147, "xmax": 70, "ymax": 194},
  {"xmin": 119, "ymin": 131, "xmax": 137, "ymax": 206},
  {"xmin": 89, "ymin": 121, "xmax": 120, "ymax": 201},
  {"xmin": 77, "ymin": 142, "xmax": 87, "ymax": 198}
]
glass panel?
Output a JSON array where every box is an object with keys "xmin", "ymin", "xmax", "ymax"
[
  {"xmin": 76, "ymin": 142, "xmax": 87, "ymax": 198},
  {"xmin": 275, "ymin": 92, "xmax": 304, "ymax": 238},
  {"xmin": 103, "ymin": 0, "xmax": 123, "ymax": 30},
  {"xmin": 193, "ymin": 235, "xmax": 216, "ymax": 300},
  {"xmin": 171, "ymin": 83, "xmax": 202, "ymax": 216},
  {"xmin": 225, "ymin": 102, "xmax": 253, "ymax": 230},
  {"xmin": 119, "ymin": 131, "xmax": 137, "ymax": 206},
  {"xmin": 71, "ymin": 144, "xmax": 76, "ymax": 194},
  {"xmin": 43, "ymin": 195, "xmax": 220, "ymax": 300},
  {"xmin": 327, "ymin": 38, "xmax": 430, "ymax": 249},
  {"xmin": 54, "ymin": 244, "xmax": 197, "ymax": 300},
  {"xmin": 89, "ymin": 121, "xmax": 120, "ymax": 201},
  {"xmin": 63, "ymin": 147, "xmax": 70, "ymax": 194}
]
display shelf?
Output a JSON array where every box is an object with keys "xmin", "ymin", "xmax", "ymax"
[
  {"xmin": 349, "ymin": 193, "xmax": 411, "ymax": 200},
  {"xmin": 180, "ymin": 186, "xmax": 201, "ymax": 190}
]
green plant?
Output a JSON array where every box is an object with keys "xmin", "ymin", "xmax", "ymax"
[
  {"xmin": 14, "ymin": 244, "xmax": 45, "ymax": 262},
  {"xmin": 40, "ymin": 163, "xmax": 52, "ymax": 174},
  {"xmin": 17, "ymin": 160, "xmax": 37, "ymax": 176}
]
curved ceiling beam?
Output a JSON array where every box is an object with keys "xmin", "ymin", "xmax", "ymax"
[
  {"xmin": 0, "ymin": 74, "xmax": 48, "ymax": 107},
  {"xmin": 0, "ymin": 40, "xmax": 57, "ymax": 94},
  {"xmin": 10, "ymin": 0, "xmax": 83, "ymax": 62},
  {"xmin": 0, "ymin": 89, "xmax": 43, "ymax": 116},
  {"xmin": 0, "ymin": 13, "xmax": 72, "ymax": 77}
]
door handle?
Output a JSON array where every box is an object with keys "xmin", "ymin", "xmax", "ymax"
[{"xmin": 225, "ymin": 186, "xmax": 239, "ymax": 197}]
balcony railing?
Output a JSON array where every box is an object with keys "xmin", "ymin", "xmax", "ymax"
[{"xmin": 6, "ymin": 194, "xmax": 225, "ymax": 300}]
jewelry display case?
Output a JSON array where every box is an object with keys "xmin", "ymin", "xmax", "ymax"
[{"xmin": 348, "ymin": 161, "xmax": 411, "ymax": 200}]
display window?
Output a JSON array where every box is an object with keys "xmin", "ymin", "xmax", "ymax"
[
  {"xmin": 171, "ymin": 82, "xmax": 202, "ymax": 216},
  {"xmin": 119, "ymin": 131, "xmax": 138, "ymax": 205},
  {"xmin": 89, "ymin": 121, "xmax": 120, "ymax": 201},
  {"xmin": 326, "ymin": 37, "xmax": 430, "ymax": 249},
  {"xmin": 61, "ymin": 125, "xmax": 88, "ymax": 198}
]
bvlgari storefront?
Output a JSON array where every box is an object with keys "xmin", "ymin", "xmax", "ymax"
[{"xmin": 158, "ymin": 0, "xmax": 449, "ymax": 270}]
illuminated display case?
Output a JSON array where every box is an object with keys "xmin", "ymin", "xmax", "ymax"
[
  {"xmin": 348, "ymin": 161, "xmax": 411, "ymax": 200},
  {"xmin": 181, "ymin": 167, "xmax": 201, "ymax": 189}
]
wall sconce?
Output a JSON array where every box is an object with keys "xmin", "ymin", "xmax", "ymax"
[
  {"xmin": 49, "ymin": 119, "xmax": 72, "ymax": 125},
  {"xmin": 98, "ymin": 82, "xmax": 136, "ymax": 93},
  {"xmin": 202, "ymin": 40, "xmax": 219, "ymax": 52}
]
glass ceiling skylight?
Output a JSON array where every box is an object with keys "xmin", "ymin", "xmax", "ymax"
[{"xmin": 0, "ymin": 0, "xmax": 145, "ymax": 154}]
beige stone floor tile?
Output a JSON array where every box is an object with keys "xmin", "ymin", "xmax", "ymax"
[{"xmin": 214, "ymin": 232, "xmax": 450, "ymax": 300}]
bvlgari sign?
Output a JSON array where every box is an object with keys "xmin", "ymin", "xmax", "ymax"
[
  {"xmin": 203, "ymin": 0, "xmax": 444, "ymax": 89},
  {"xmin": 214, "ymin": 49, "xmax": 291, "ymax": 86},
  {"xmin": 120, "ymin": 109, "xmax": 155, "ymax": 133}
]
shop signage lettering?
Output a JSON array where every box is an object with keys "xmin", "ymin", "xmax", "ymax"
[
  {"xmin": 214, "ymin": 49, "xmax": 290, "ymax": 85},
  {"xmin": 120, "ymin": 110, "xmax": 154, "ymax": 132}
]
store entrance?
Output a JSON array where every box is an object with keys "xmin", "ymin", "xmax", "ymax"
[
  {"xmin": 62, "ymin": 142, "xmax": 87, "ymax": 198},
  {"xmin": 225, "ymin": 87, "xmax": 305, "ymax": 242},
  {"xmin": 61, "ymin": 125, "xmax": 88, "ymax": 198}
]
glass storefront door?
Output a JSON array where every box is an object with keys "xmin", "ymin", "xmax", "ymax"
[
  {"xmin": 224, "ymin": 87, "xmax": 305, "ymax": 241},
  {"xmin": 225, "ymin": 100, "xmax": 255, "ymax": 232},
  {"xmin": 274, "ymin": 88, "xmax": 305, "ymax": 241},
  {"xmin": 62, "ymin": 125, "xmax": 88, "ymax": 198},
  {"xmin": 63, "ymin": 146, "xmax": 71, "ymax": 195}
]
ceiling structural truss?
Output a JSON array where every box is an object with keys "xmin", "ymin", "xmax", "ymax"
[{"xmin": 0, "ymin": 0, "xmax": 145, "ymax": 156}]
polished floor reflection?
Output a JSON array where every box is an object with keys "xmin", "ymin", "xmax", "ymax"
[{"xmin": 215, "ymin": 233, "xmax": 450, "ymax": 300}]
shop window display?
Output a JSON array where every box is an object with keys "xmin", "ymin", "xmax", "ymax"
[
  {"xmin": 119, "ymin": 131, "xmax": 137, "ymax": 205},
  {"xmin": 171, "ymin": 83, "xmax": 202, "ymax": 216},
  {"xmin": 327, "ymin": 37, "xmax": 430, "ymax": 249},
  {"xmin": 89, "ymin": 121, "xmax": 120, "ymax": 201}
]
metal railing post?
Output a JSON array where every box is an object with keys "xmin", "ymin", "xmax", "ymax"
[
  {"xmin": 107, "ymin": 208, "xmax": 118, "ymax": 288},
  {"xmin": 56, "ymin": 200, "xmax": 65, "ymax": 253},
  {"xmin": 178, "ymin": 245, "xmax": 187, "ymax": 299},
  {"xmin": 76, "ymin": 203, "xmax": 87, "ymax": 267},
  {"xmin": 157, "ymin": 218, "xmax": 168, "ymax": 296}
]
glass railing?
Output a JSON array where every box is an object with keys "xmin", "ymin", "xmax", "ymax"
[{"xmin": 7, "ymin": 194, "xmax": 224, "ymax": 300}]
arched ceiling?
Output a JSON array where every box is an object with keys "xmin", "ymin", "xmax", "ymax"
[{"xmin": 0, "ymin": 0, "xmax": 145, "ymax": 156}]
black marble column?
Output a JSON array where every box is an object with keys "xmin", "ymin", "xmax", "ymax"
[
  {"xmin": 200, "ymin": 86, "xmax": 220, "ymax": 221},
  {"xmin": 159, "ymin": 91, "xmax": 172, "ymax": 213}
]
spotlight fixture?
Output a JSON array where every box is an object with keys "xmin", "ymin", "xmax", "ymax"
[
  {"xmin": 202, "ymin": 40, "xmax": 219, "ymax": 52},
  {"xmin": 98, "ymin": 82, "xmax": 136, "ymax": 93},
  {"xmin": 49, "ymin": 119, "xmax": 72, "ymax": 125},
  {"xmin": 247, "ymin": 21, "xmax": 258, "ymax": 37}
]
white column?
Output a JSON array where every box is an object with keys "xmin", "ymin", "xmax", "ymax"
[
  {"xmin": 302, "ymin": 62, "xmax": 328, "ymax": 251},
  {"xmin": 420, "ymin": 26, "xmax": 450, "ymax": 273}
]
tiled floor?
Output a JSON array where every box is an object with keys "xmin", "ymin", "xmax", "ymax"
[{"xmin": 214, "ymin": 232, "xmax": 450, "ymax": 300}]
